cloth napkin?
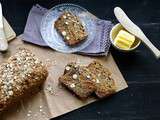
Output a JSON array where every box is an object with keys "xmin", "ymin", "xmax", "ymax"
[{"xmin": 22, "ymin": 4, "xmax": 113, "ymax": 56}]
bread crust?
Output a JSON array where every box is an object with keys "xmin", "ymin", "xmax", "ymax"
[{"xmin": 0, "ymin": 48, "xmax": 48, "ymax": 112}]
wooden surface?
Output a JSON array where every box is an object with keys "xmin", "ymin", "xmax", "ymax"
[{"xmin": 1, "ymin": 0, "xmax": 160, "ymax": 120}]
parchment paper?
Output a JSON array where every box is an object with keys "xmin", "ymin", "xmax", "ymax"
[{"xmin": 0, "ymin": 37, "xmax": 128, "ymax": 120}]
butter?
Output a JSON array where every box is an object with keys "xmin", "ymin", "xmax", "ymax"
[{"xmin": 114, "ymin": 30, "xmax": 135, "ymax": 49}]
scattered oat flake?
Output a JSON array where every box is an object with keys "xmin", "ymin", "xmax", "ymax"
[
  {"xmin": 28, "ymin": 110, "xmax": 32, "ymax": 113},
  {"xmin": 62, "ymin": 31, "xmax": 67, "ymax": 36},
  {"xmin": 66, "ymin": 36, "xmax": 70, "ymax": 40},
  {"xmin": 27, "ymin": 113, "xmax": 31, "ymax": 117},
  {"xmin": 74, "ymin": 64, "xmax": 78, "ymax": 68},
  {"xmin": 45, "ymin": 59, "xmax": 56, "ymax": 67},
  {"xmin": 96, "ymin": 79, "xmax": 100, "ymax": 83},
  {"xmin": 65, "ymin": 21, "xmax": 69, "ymax": 25},
  {"xmin": 63, "ymin": 15, "xmax": 67, "ymax": 19},
  {"xmin": 70, "ymin": 83, "xmax": 75, "ymax": 88},
  {"xmin": 46, "ymin": 85, "xmax": 54, "ymax": 95},
  {"xmin": 72, "ymin": 74, "xmax": 78, "ymax": 79},
  {"xmin": 65, "ymin": 66, "xmax": 70, "ymax": 71},
  {"xmin": 8, "ymin": 91, "xmax": 13, "ymax": 96},
  {"xmin": 87, "ymin": 75, "xmax": 91, "ymax": 79}
]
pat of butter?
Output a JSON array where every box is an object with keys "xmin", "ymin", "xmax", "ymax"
[{"xmin": 114, "ymin": 30, "xmax": 135, "ymax": 49}]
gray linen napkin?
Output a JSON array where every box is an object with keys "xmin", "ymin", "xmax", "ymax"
[{"xmin": 22, "ymin": 4, "xmax": 113, "ymax": 56}]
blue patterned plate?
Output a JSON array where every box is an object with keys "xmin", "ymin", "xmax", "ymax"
[{"xmin": 40, "ymin": 4, "xmax": 96, "ymax": 53}]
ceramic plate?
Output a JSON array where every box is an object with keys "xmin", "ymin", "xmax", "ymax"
[{"xmin": 40, "ymin": 3, "xmax": 97, "ymax": 53}]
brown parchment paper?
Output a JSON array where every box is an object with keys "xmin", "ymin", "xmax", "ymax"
[{"xmin": 0, "ymin": 37, "xmax": 128, "ymax": 120}]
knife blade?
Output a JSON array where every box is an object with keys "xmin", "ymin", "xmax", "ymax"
[{"xmin": 0, "ymin": 3, "xmax": 8, "ymax": 51}]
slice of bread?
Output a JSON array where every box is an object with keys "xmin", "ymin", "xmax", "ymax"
[
  {"xmin": 54, "ymin": 12, "xmax": 88, "ymax": 46},
  {"xmin": 59, "ymin": 63, "xmax": 96, "ymax": 99},
  {"xmin": 87, "ymin": 61, "xmax": 116, "ymax": 98}
]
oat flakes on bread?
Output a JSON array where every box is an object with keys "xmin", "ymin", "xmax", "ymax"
[{"xmin": 0, "ymin": 48, "xmax": 48, "ymax": 112}]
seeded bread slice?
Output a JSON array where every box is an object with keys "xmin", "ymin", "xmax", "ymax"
[
  {"xmin": 59, "ymin": 61, "xmax": 116, "ymax": 99},
  {"xmin": 87, "ymin": 61, "xmax": 116, "ymax": 98},
  {"xmin": 59, "ymin": 63, "xmax": 96, "ymax": 99},
  {"xmin": 54, "ymin": 11, "xmax": 88, "ymax": 46},
  {"xmin": 0, "ymin": 48, "xmax": 48, "ymax": 112}
]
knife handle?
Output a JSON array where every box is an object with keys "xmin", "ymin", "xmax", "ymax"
[
  {"xmin": 140, "ymin": 33, "xmax": 160, "ymax": 59},
  {"xmin": 0, "ymin": 27, "xmax": 8, "ymax": 51}
]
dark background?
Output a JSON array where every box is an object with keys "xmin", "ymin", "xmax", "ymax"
[{"xmin": 1, "ymin": 0, "xmax": 160, "ymax": 120}]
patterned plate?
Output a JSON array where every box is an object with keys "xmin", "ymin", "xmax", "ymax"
[{"xmin": 40, "ymin": 4, "xmax": 97, "ymax": 53}]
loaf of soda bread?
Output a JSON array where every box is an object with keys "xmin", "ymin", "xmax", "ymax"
[
  {"xmin": 54, "ymin": 11, "xmax": 88, "ymax": 46},
  {"xmin": 0, "ymin": 48, "xmax": 48, "ymax": 112},
  {"xmin": 59, "ymin": 61, "xmax": 116, "ymax": 99}
]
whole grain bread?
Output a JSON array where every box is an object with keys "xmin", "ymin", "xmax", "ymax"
[
  {"xmin": 59, "ymin": 63, "xmax": 96, "ymax": 99},
  {"xmin": 59, "ymin": 61, "xmax": 116, "ymax": 99},
  {"xmin": 0, "ymin": 48, "xmax": 48, "ymax": 112},
  {"xmin": 87, "ymin": 61, "xmax": 116, "ymax": 98},
  {"xmin": 54, "ymin": 11, "xmax": 88, "ymax": 46}
]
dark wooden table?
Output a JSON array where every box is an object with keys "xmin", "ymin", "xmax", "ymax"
[{"xmin": 1, "ymin": 0, "xmax": 160, "ymax": 120}]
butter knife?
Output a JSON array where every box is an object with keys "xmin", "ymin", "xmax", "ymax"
[
  {"xmin": 114, "ymin": 7, "xmax": 160, "ymax": 59},
  {"xmin": 0, "ymin": 3, "xmax": 8, "ymax": 51}
]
